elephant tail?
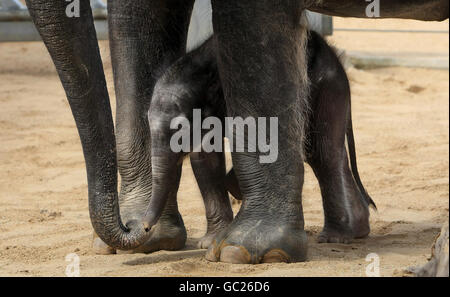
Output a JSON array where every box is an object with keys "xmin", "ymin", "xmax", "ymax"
[{"xmin": 346, "ymin": 107, "xmax": 377, "ymax": 210}]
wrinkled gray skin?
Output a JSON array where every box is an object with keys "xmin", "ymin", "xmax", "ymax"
[
  {"xmin": 147, "ymin": 31, "xmax": 376, "ymax": 251},
  {"xmin": 25, "ymin": 0, "xmax": 448, "ymax": 263}
]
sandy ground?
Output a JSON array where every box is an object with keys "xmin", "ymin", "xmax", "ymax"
[{"xmin": 0, "ymin": 18, "xmax": 448, "ymax": 277}]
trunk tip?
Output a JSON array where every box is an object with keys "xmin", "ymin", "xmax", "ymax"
[{"xmin": 142, "ymin": 221, "xmax": 152, "ymax": 233}]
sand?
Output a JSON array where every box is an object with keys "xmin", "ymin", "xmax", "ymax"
[{"xmin": 0, "ymin": 18, "xmax": 448, "ymax": 277}]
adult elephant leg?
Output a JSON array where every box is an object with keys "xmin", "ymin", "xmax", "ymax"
[
  {"xmin": 93, "ymin": 0, "xmax": 194, "ymax": 254},
  {"xmin": 26, "ymin": 0, "xmax": 150, "ymax": 250},
  {"xmin": 190, "ymin": 151, "xmax": 233, "ymax": 249},
  {"xmin": 206, "ymin": 0, "xmax": 309, "ymax": 264}
]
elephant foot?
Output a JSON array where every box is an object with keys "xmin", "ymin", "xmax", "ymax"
[
  {"xmin": 197, "ymin": 233, "xmax": 216, "ymax": 249},
  {"xmin": 198, "ymin": 212, "xmax": 233, "ymax": 249},
  {"xmin": 318, "ymin": 206, "xmax": 371, "ymax": 244},
  {"xmin": 318, "ymin": 228, "xmax": 353, "ymax": 244},
  {"xmin": 198, "ymin": 221, "xmax": 232, "ymax": 249},
  {"xmin": 205, "ymin": 219, "xmax": 308, "ymax": 264}
]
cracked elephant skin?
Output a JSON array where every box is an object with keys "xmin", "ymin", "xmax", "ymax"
[{"xmin": 25, "ymin": 0, "xmax": 448, "ymax": 263}]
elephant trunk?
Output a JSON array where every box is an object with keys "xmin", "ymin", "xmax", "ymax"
[
  {"xmin": 142, "ymin": 154, "xmax": 180, "ymax": 231},
  {"xmin": 143, "ymin": 103, "xmax": 184, "ymax": 231},
  {"xmin": 26, "ymin": 0, "xmax": 150, "ymax": 250}
]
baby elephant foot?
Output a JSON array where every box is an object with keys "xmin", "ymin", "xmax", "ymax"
[
  {"xmin": 205, "ymin": 219, "xmax": 308, "ymax": 264},
  {"xmin": 198, "ymin": 224, "xmax": 231, "ymax": 249},
  {"xmin": 198, "ymin": 233, "xmax": 216, "ymax": 249},
  {"xmin": 198, "ymin": 219, "xmax": 233, "ymax": 249}
]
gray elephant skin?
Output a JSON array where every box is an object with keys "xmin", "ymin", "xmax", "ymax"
[
  {"xmin": 145, "ymin": 31, "xmax": 376, "ymax": 257},
  {"xmin": 24, "ymin": 0, "xmax": 448, "ymax": 264}
]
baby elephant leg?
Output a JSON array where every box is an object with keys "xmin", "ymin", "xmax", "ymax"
[{"xmin": 190, "ymin": 151, "xmax": 234, "ymax": 249}]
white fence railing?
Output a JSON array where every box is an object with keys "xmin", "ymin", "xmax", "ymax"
[{"xmin": 187, "ymin": 0, "xmax": 333, "ymax": 51}]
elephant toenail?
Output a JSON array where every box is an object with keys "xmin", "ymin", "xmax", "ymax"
[
  {"xmin": 220, "ymin": 246, "xmax": 251, "ymax": 264},
  {"xmin": 261, "ymin": 249, "xmax": 290, "ymax": 263}
]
